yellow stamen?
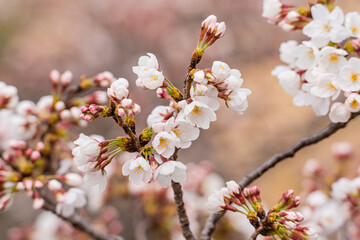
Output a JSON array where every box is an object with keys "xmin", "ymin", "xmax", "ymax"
[
  {"xmin": 134, "ymin": 166, "xmax": 143, "ymax": 174},
  {"xmin": 191, "ymin": 105, "xmax": 203, "ymax": 117},
  {"xmin": 159, "ymin": 137, "xmax": 169, "ymax": 148},
  {"xmin": 350, "ymin": 99, "xmax": 359, "ymax": 109},
  {"xmin": 327, "ymin": 82, "xmax": 336, "ymax": 91},
  {"xmin": 351, "ymin": 73, "xmax": 358, "ymax": 82},
  {"xmin": 329, "ymin": 54, "xmax": 338, "ymax": 64},
  {"xmin": 352, "ymin": 26, "xmax": 358, "ymax": 34},
  {"xmin": 307, "ymin": 50, "xmax": 314, "ymax": 59}
]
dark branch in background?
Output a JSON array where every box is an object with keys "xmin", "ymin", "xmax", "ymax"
[
  {"xmin": 40, "ymin": 190, "xmax": 122, "ymax": 240},
  {"xmin": 200, "ymin": 112, "xmax": 360, "ymax": 240},
  {"xmin": 171, "ymin": 182, "xmax": 197, "ymax": 240}
]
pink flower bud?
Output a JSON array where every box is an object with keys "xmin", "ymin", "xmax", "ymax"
[
  {"xmin": 34, "ymin": 180, "xmax": 43, "ymax": 188},
  {"xmin": 60, "ymin": 71, "xmax": 73, "ymax": 86},
  {"xmin": 202, "ymin": 15, "xmax": 217, "ymax": 29},
  {"xmin": 36, "ymin": 142, "xmax": 45, "ymax": 151},
  {"xmin": 16, "ymin": 182, "xmax": 25, "ymax": 191},
  {"xmin": 215, "ymin": 22, "xmax": 226, "ymax": 37},
  {"xmin": 54, "ymin": 101, "xmax": 65, "ymax": 111},
  {"xmin": 133, "ymin": 104, "xmax": 141, "ymax": 115},
  {"xmin": 117, "ymin": 108, "xmax": 126, "ymax": 117},
  {"xmin": 9, "ymin": 140, "xmax": 26, "ymax": 150},
  {"xmin": 331, "ymin": 142, "xmax": 353, "ymax": 161},
  {"xmin": 121, "ymin": 99, "xmax": 133, "ymax": 108},
  {"xmin": 33, "ymin": 197, "xmax": 44, "ymax": 209},
  {"xmin": 30, "ymin": 151, "xmax": 41, "ymax": 161},
  {"xmin": 89, "ymin": 104, "xmax": 100, "ymax": 114},
  {"xmin": 49, "ymin": 70, "xmax": 60, "ymax": 84},
  {"xmin": 60, "ymin": 110, "xmax": 71, "ymax": 120},
  {"xmin": 81, "ymin": 105, "xmax": 90, "ymax": 113}
]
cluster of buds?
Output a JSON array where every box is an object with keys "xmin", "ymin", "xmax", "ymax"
[
  {"xmin": 207, "ymin": 181, "xmax": 317, "ymax": 239},
  {"xmin": 49, "ymin": 70, "xmax": 73, "ymax": 95},
  {"xmin": 198, "ymin": 15, "xmax": 226, "ymax": 51},
  {"xmin": 79, "ymin": 71, "xmax": 116, "ymax": 90},
  {"xmin": 80, "ymin": 104, "xmax": 108, "ymax": 122},
  {"xmin": 262, "ymin": 0, "xmax": 310, "ymax": 31}
]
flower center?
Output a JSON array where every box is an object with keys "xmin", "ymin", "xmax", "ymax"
[
  {"xmin": 150, "ymin": 74, "xmax": 159, "ymax": 82},
  {"xmin": 159, "ymin": 137, "xmax": 169, "ymax": 148},
  {"xmin": 328, "ymin": 54, "xmax": 338, "ymax": 64},
  {"xmin": 191, "ymin": 105, "xmax": 203, "ymax": 117},
  {"xmin": 172, "ymin": 128, "xmax": 182, "ymax": 137},
  {"xmin": 323, "ymin": 24, "xmax": 330, "ymax": 32},
  {"xmin": 307, "ymin": 50, "xmax": 314, "ymax": 59},
  {"xmin": 134, "ymin": 166, "xmax": 143, "ymax": 174},
  {"xmin": 327, "ymin": 82, "xmax": 336, "ymax": 91},
  {"xmin": 350, "ymin": 99, "xmax": 359, "ymax": 109},
  {"xmin": 352, "ymin": 26, "xmax": 358, "ymax": 34},
  {"xmin": 351, "ymin": 73, "xmax": 358, "ymax": 82}
]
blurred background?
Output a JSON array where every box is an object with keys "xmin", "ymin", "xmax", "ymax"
[{"xmin": 1, "ymin": 0, "xmax": 360, "ymax": 239}]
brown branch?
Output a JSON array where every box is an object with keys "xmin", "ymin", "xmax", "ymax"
[
  {"xmin": 40, "ymin": 190, "xmax": 122, "ymax": 240},
  {"xmin": 200, "ymin": 112, "xmax": 360, "ymax": 240},
  {"xmin": 183, "ymin": 49, "xmax": 203, "ymax": 99},
  {"xmin": 171, "ymin": 181, "xmax": 197, "ymax": 240}
]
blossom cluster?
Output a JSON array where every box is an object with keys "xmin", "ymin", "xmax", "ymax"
[
  {"xmin": 264, "ymin": 1, "xmax": 360, "ymax": 122},
  {"xmin": 207, "ymin": 181, "xmax": 317, "ymax": 239},
  {"xmin": 74, "ymin": 15, "xmax": 251, "ymax": 192},
  {"xmin": 0, "ymin": 70, "xmax": 117, "ymax": 216},
  {"xmin": 301, "ymin": 142, "xmax": 360, "ymax": 239}
]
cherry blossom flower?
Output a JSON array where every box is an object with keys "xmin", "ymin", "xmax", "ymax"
[
  {"xmin": 345, "ymin": 12, "xmax": 360, "ymax": 38},
  {"xmin": 155, "ymin": 161, "xmax": 187, "ymax": 188},
  {"xmin": 262, "ymin": 0, "xmax": 282, "ymax": 19},
  {"xmin": 83, "ymin": 171, "xmax": 108, "ymax": 192},
  {"xmin": 72, "ymin": 133, "xmax": 103, "ymax": 171},
  {"xmin": 190, "ymin": 85, "xmax": 220, "ymax": 111},
  {"xmin": 206, "ymin": 187, "xmax": 228, "ymax": 211},
  {"xmin": 164, "ymin": 117, "xmax": 200, "ymax": 149},
  {"xmin": 329, "ymin": 102, "xmax": 351, "ymax": 123},
  {"xmin": 345, "ymin": 93, "xmax": 360, "ymax": 112},
  {"xmin": 226, "ymin": 89, "xmax": 251, "ymax": 114},
  {"xmin": 303, "ymin": 4, "xmax": 349, "ymax": 48},
  {"xmin": 339, "ymin": 57, "xmax": 360, "ymax": 92},
  {"xmin": 147, "ymin": 105, "xmax": 174, "ymax": 127},
  {"xmin": 0, "ymin": 82, "xmax": 19, "ymax": 109},
  {"xmin": 294, "ymin": 41, "xmax": 319, "ymax": 70},
  {"xmin": 152, "ymin": 131, "xmax": 176, "ymax": 158},
  {"xmin": 318, "ymin": 46, "xmax": 347, "ymax": 74},
  {"xmin": 107, "ymin": 78, "xmax": 129, "ymax": 101},
  {"xmin": 183, "ymin": 100, "xmax": 216, "ymax": 129},
  {"xmin": 122, "ymin": 156, "xmax": 152, "ymax": 185},
  {"xmin": 56, "ymin": 188, "xmax": 87, "ymax": 217},
  {"xmin": 133, "ymin": 53, "xmax": 164, "ymax": 89},
  {"xmin": 211, "ymin": 61, "xmax": 231, "ymax": 81}
]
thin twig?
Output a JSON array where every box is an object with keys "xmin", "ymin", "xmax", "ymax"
[
  {"xmin": 200, "ymin": 112, "xmax": 360, "ymax": 240},
  {"xmin": 40, "ymin": 190, "xmax": 122, "ymax": 240},
  {"xmin": 183, "ymin": 49, "xmax": 203, "ymax": 99},
  {"xmin": 171, "ymin": 181, "xmax": 197, "ymax": 240}
]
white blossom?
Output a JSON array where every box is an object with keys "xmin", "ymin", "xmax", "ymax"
[
  {"xmin": 147, "ymin": 105, "xmax": 174, "ymax": 126},
  {"xmin": 294, "ymin": 41, "xmax": 319, "ymax": 70},
  {"xmin": 152, "ymin": 131, "xmax": 176, "ymax": 158},
  {"xmin": 345, "ymin": 12, "xmax": 360, "ymax": 37},
  {"xmin": 83, "ymin": 171, "xmax": 108, "ymax": 192},
  {"xmin": 211, "ymin": 61, "xmax": 231, "ymax": 80},
  {"xmin": 262, "ymin": 0, "xmax": 282, "ymax": 19},
  {"xmin": 338, "ymin": 57, "xmax": 360, "ymax": 92},
  {"xmin": 56, "ymin": 188, "xmax": 87, "ymax": 217},
  {"xmin": 133, "ymin": 53, "xmax": 164, "ymax": 89},
  {"xmin": 122, "ymin": 156, "xmax": 152, "ymax": 185},
  {"xmin": 193, "ymin": 70, "xmax": 207, "ymax": 84},
  {"xmin": 345, "ymin": 93, "xmax": 360, "ymax": 112},
  {"xmin": 318, "ymin": 46, "xmax": 347, "ymax": 74},
  {"xmin": 0, "ymin": 82, "xmax": 19, "ymax": 109},
  {"xmin": 107, "ymin": 78, "xmax": 129, "ymax": 100},
  {"xmin": 155, "ymin": 161, "xmax": 187, "ymax": 188},
  {"xmin": 190, "ymin": 85, "xmax": 220, "ymax": 111},
  {"xmin": 279, "ymin": 40, "xmax": 298, "ymax": 66},
  {"xmin": 329, "ymin": 102, "xmax": 351, "ymax": 123},
  {"xmin": 226, "ymin": 89, "xmax": 251, "ymax": 114},
  {"xmin": 224, "ymin": 69, "xmax": 244, "ymax": 93},
  {"xmin": 310, "ymin": 72, "xmax": 340, "ymax": 99},
  {"xmin": 184, "ymin": 100, "xmax": 216, "ymax": 129},
  {"xmin": 206, "ymin": 187, "xmax": 228, "ymax": 212},
  {"xmin": 303, "ymin": 4, "xmax": 349, "ymax": 48},
  {"xmin": 72, "ymin": 133, "xmax": 103, "ymax": 171},
  {"xmin": 164, "ymin": 117, "xmax": 200, "ymax": 149},
  {"xmin": 276, "ymin": 69, "xmax": 301, "ymax": 96}
]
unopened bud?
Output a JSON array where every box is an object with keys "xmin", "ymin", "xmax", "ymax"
[{"xmin": 48, "ymin": 179, "xmax": 62, "ymax": 191}]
